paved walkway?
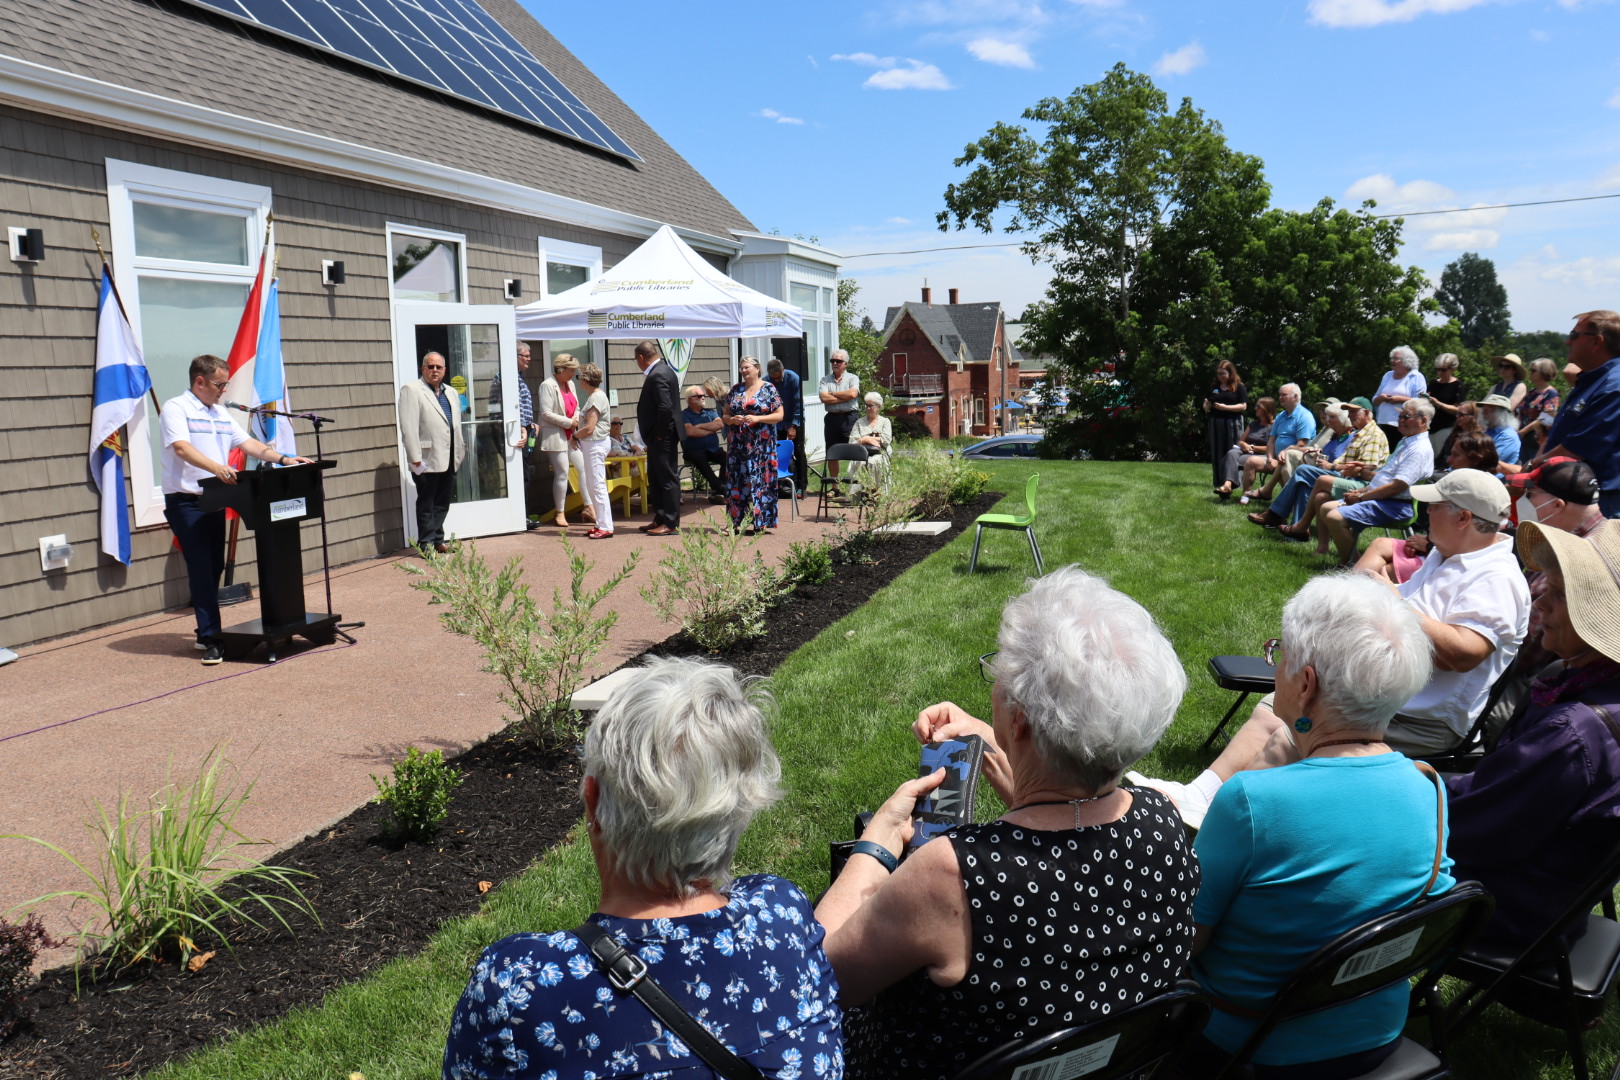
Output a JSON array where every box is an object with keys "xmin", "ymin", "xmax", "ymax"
[{"xmin": 0, "ymin": 500, "xmax": 835, "ymax": 958}]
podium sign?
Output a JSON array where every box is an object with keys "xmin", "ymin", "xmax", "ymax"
[{"xmin": 199, "ymin": 460, "xmax": 340, "ymax": 659}]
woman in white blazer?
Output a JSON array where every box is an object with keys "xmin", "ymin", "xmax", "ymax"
[{"xmin": 537, "ymin": 353, "xmax": 591, "ymax": 529}]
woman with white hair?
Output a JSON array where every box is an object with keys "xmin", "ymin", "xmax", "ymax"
[
  {"xmin": 817, "ymin": 567, "xmax": 1198, "ymax": 1080},
  {"xmin": 1170, "ymin": 574, "xmax": 1453, "ymax": 1078},
  {"xmin": 1372, "ymin": 345, "xmax": 1427, "ymax": 449},
  {"xmin": 850, "ymin": 392, "xmax": 892, "ymax": 477},
  {"xmin": 443, "ymin": 657, "xmax": 842, "ymax": 1080}
]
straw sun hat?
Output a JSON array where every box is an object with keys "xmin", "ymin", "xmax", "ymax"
[{"xmin": 1518, "ymin": 519, "xmax": 1620, "ymax": 664}]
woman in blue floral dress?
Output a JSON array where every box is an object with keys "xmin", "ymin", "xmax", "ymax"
[
  {"xmin": 444, "ymin": 657, "xmax": 843, "ymax": 1080},
  {"xmin": 722, "ymin": 356, "xmax": 784, "ymax": 534}
]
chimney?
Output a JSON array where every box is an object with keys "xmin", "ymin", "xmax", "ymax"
[
  {"xmin": 948, "ymin": 288, "xmax": 959, "ymax": 305},
  {"xmin": 921, "ymin": 285, "xmax": 932, "ymax": 304}
]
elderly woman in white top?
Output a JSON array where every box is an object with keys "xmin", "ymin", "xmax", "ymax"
[
  {"xmin": 850, "ymin": 392, "xmax": 893, "ymax": 479},
  {"xmin": 818, "ymin": 567, "xmax": 1198, "ymax": 1080},
  {"xmin": 574, "ymin": 363, "xmax": 615, "ymax": 539},
  {"xmin": 1372, "ymin": 344, "xmax": 1427, "ymax": 449},
  {"xmin": 537, "ymin": 352, "xmax": 591, "ymax": 529}
]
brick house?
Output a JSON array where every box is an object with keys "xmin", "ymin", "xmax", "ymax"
[{"xmin": 879, "ymin": 287, "xmax": 1021, "ymax": 439}]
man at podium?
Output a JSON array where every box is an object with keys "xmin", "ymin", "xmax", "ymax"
[{"xmin": 160, "ymin": 354, "xmax": 313, "ymax": 665}]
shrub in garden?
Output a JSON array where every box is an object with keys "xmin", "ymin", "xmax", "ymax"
[
  {"xmin": 403, "ymin": 537, "xmax": 639, "ymax": 748},
  {"xmin": 4, "ymin": 749, "xmax": 318, "ymax": 971},
  {"xmin": 642, "ymin": 511, "xmax": 788, "ymax": 652},
  {"xmin": 948, "ymin": 467, "xmax": 991, "ymax": 506},
  {"xmin": 0, "ymin": 913, "xmax": 60, "ymax": 1039},
  {"xmin": 780, "ymin": 538, "xmax": 834, "ymax": 587},
  {"xmin": 371, "ymin": 746, "xmax": 463, "ymax": 842},
  {"xmin": 861, "ymin": 446, "xmax": 982, "ymax": 532}
]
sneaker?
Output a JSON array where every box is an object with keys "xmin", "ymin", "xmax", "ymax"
[
  {"xmin": 200, "ymin": 642, "xmax": 225, "ymax": 666},
  {"xmin": 194, "ymin": 636, "xmax": 209, "ymax": 651}
]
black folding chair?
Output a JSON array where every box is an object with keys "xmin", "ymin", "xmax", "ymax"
[
  {"xmin": 952, "ymin": 982, "xmax": 1210, "ymax": 1080},
  {"xmin": 1201, "ymin": 656, "xmax": 1276, "ymax": 752},
  {"xmin": 1412, "ymin": 662, "xmax": 1523, "ymax": 774},
  {"xmin": 1444, "ymin": 845, "xmax": 1620, "ymax": 1080},
  {"xmin": 1205, "ymin": 880, "xmax": 1496, "ymax": 1080},
  {"xmin": 812, "ymin": 443, "xmax": 869, "ymax": 522}
]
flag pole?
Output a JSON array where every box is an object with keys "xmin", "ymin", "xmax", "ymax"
[{"xmin": 92, "ymin": 227, "xmax": 162, "ymax": 415}]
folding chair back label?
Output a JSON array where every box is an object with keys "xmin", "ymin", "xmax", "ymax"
[
  {"xmin": 1010, "ymin": 1033, "xmax": 1119, "ymax": 1080},
  {"xmin": 1333, "ymin": 927, "xmax": 1424, "ymax": 985}
]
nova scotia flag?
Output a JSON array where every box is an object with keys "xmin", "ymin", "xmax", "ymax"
[{"xmin": 89, "ymin": 267, "xmax": 152, "ymax": 565}]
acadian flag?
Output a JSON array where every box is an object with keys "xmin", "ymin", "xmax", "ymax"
[
  {"xmin": 222, "ymin": 249, "xmax": 298, "ymax": 463},
  {"xmin": 88, "ymin": 266, "xmax": 153, "ymax": 565}
]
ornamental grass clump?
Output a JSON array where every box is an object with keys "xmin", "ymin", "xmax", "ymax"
[
  {"xmin": 404, "ymin": 537, "xmax": 639, "ymax": 749},
  {"xmin": 371, "ymin": 746, "xmax": 463, "ymax": 843},
  {"xmin": 4, "ymin": 749, "xmax": 318, "ymax": 972},
  {"xmin": 642, "ymin": 511, "xmax": 789, "ymax": 652}
]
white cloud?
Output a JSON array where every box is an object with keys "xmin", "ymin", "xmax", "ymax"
[
  {"xmin": 864, "ymin": 60, "xmax": 955, "ymax": 90},
  {"xmin": 886, "ymin": 216, "xmax": 913, "ymax": 225},
  {"xmin": 1607, "ymin": 89, "xmax": 1620, "ymax": 108},
  {"xmin": 967, "ymin": 37, "xmax": 1035, "ymax": 67},
  {"xmin": 1422, "ymin": 229, "xmax": 1501, "ymax": 251},
  {"xmin": 1530, "ymin": 252, "xmax": 1620, "ymax": 289},
  {"xmin": 1529, "ymin": 28, "xmax": 1550, "ymax": 41},
  {"xmin": 831, "ymin": 52, "xmax": 898, "ymax": 66},
  {"xmin": 807, "ymin": 54, "xmax": 819, "ymax": 68},
  {"xmin": 1344, "ymin": 173, "xmax": 1455, "ymax": 206},
  {"xmin": 1309, "ymin": 0, "xmax": 1495, "ymax": 27},
  {"xmin": 886, "ymin": 0, "xmax": 1051, "ymax": 27},
  {"xmin": 1152, "ymin": 42, "xmax": 1206, "ymax": 76},
  {"xmin": 756, "ymin": 108, "xmax": 805, "ymax": 125}
]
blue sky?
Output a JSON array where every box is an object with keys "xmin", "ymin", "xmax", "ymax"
[{"xmin": 530, "ymin": 0, "xmax": 1620, "ymax": 337}]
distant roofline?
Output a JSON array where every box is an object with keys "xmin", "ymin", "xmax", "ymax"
[{"xmin": 0, "ymin": 53, "xmax": 742, "ymax": 253}]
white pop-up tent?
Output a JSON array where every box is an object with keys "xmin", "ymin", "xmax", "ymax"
[{"xmin": 513, "ymin": 225, "xmax": 804, "ymax": 340}]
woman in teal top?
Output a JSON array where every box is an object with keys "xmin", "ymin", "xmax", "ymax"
[{"xmin": 1182, "ymin": 573, "xmax": 1454, "ymax": 1078}]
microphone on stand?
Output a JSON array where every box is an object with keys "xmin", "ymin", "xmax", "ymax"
[{"xmin": 224, "ymin": 400, "xmax": 261, "ymax": 415}]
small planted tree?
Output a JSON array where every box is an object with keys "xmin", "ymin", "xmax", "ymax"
[
  {"xmin": 371, "ymin": 747, "xmax": 463, "ymax": 843},
  {"xmin": 641, "ymin": 511, "xmax": 788, "ymax": 652},
  {"xmin": 403, "ymin": 538, "xmax": 639, "ymax": 749}
]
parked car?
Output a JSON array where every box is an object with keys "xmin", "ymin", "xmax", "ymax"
[{"xmin": 951, "ymin": 434, "xmax": 1043, "ymax": 459}]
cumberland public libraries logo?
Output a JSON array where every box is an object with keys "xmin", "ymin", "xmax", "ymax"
[
  {"xmin": 590, "ymin": 277, "xmax": 693, "ymax": 295},
  {"xmin": 587, "ymin": 310, "xmax": 667, "ymax": 334}
]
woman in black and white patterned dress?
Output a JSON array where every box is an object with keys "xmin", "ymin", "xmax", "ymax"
[{"xmin": 816, "ymin": 566, "xmax": 1200, "ymax": 1080}]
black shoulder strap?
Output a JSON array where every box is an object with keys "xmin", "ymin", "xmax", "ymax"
[{"xmin": 573, "ymin": 922, "xmax": 765, "ymax": 1080}]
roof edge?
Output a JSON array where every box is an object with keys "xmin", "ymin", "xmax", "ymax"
[{"xmin": 0, "ymin": 53, "xmax": 741, "ymax": 254}]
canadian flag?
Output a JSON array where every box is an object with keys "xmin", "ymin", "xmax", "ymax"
[{"xmin": 222, "ymin": 246, "xmax": 298, "ymax": 467}]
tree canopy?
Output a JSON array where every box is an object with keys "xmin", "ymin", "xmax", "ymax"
[
  {"xmin": 1434, "ymin": 252, "xmax": 1512, "ymax": 348},
  {"xmin": 938, "ymin": 63, "xmax": 1443, "ymax": 460}
]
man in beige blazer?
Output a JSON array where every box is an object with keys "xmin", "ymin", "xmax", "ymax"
[{"xmin": 398, "ymin": 351, "xmax": 465, "ymax": 551}]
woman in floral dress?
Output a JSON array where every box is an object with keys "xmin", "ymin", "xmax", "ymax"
[
  {"xmin": 722, "ymin": 356, "xmax": 784, "ymax": 534},
  {"xmin": 443, "ymin": 657, "xmax": 843, "ymax": 1080}
]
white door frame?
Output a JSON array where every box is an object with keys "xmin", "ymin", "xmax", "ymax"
[{"xmin": 392, "ymin": 302, "xmax": 522, "ymax": 544}]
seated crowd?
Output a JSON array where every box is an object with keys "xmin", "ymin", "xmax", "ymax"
[{"xmin": 442, "ymin": 317, "xmax": 1620, "ymax": 1079}]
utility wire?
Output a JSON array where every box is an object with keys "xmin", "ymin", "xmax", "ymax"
[{"xmin": 838, "ymin": 190, "xmax": 1620, "ymax": 259}]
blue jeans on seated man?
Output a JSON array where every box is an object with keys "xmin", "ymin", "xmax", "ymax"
[
  {"xmin": 1337, "ymin": 496, "xmax": 1415, "ymax": 531},
  {"xmin": 1270, "ymin": 464, "xmax": 1331, "ymax": 523}
]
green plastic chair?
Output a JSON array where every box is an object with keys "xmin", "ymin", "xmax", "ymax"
[
  {"xmin": 968, "ymin": 473, "xmax": 1044, "ymax": 575},
  {"xmin": 1379, "ymin": 498, "xmax": 1420, "ymax": 540}
]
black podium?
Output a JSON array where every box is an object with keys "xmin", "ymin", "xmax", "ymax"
[{"xmin": 199, "ymin": 460, "xmax": 340, "ymax": 661}]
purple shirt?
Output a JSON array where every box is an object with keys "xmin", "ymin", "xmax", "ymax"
[{"xmin": 1446, "ymin": 662, "xmax": 1620, "ymax": 945}]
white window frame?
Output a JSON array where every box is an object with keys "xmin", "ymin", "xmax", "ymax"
[
  {"xmin": 386, "ymin": 223, "xmax": 469, "ymax": 304},
  {"xmin": 105, "ymin": 158, "xmax": 272, "ymax": 528},
  {"xmin": 537, "ymin": 236, "xmax": 602, "ymax": 298}
]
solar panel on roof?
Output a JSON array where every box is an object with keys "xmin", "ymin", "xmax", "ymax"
[{"xmin": 173, "ymin": 0, "xmax": 640, "ymax": 160}]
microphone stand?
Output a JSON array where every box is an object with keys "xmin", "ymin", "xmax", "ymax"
[{"xmin": 252, "ymin": 404, "xmax": 365, "ymax": 644}]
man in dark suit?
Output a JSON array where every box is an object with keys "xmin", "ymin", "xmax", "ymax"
[{"xmin": 635, "ymin": 340, "xmax": 682, "ymax": 535}]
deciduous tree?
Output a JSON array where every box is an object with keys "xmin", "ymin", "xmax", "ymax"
[{"xmin": 1434, "ymin": 252, "xmax": 1511, "ymax": 348}]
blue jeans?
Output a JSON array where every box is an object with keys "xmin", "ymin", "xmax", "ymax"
[
  {"xmin": 164, "ymin": 494, "xmax": 226, "ymax": 642},
  {"xmin": 1270, "ymin": 465, "xmax": 1329, "ymax": 523}
]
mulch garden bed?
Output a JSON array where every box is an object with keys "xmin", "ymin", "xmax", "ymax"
[{"xmin": 1, "ymin": 493, "xmax": 998, "ymax": 1080}]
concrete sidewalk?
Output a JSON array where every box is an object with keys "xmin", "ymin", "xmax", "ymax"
[{"xmin": 1, "ymin": 502, "xmax": 834, "ymax": 953}]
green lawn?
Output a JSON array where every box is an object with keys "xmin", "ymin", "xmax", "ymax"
[{"xmin": 150, "ymin": 459, "xmax": 1611, "ymax": 1079}]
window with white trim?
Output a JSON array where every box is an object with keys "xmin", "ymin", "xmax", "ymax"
[
  {"xmin": 535, "ymin": 237, "xmax": 605, "ymax": 384},
  {"xmin": 388, "ymin": 224, "xmax": 467, "ymax": 303},
  {"xmin": 105, "ymin": 158, "xmax": 271, "ymax": 527}
]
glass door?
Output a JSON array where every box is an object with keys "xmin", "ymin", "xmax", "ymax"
[{"xmin": 393, "ymin": 302, "xmax": 522, "ymax": 543}]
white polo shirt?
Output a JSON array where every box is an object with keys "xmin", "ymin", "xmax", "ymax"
[
  {"xmin": 159, "ymin": 390, "xmax": 251, "ymax": 495},
  {"xmin": 1397, "ymin": 533, "xmax": 1530, "ymax": 737}
]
